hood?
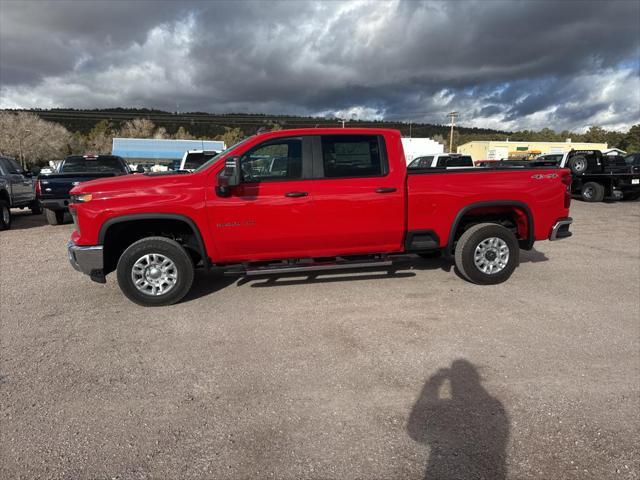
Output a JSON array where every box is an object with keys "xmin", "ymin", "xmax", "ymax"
[{"xmin": 70, "ymin": 171, "xmax": 197, "ymax": 195}]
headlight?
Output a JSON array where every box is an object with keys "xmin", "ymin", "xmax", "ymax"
[{"xmin": 70, "ymin": 193, "xmax": 93, "ymax": 203}]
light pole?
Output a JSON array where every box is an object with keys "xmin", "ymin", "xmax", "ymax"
[
  {"xmin": 448, "ymin": 112, "xmax": 458, "ymax": 153},
  {"xmin": 18, "ymin": 129, "xmax": 31, "ymax": 169}
]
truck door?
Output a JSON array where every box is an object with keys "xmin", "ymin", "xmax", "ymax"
[
  {"xmin": 302, "ymin": 134, "xmax": 405, "ymax": 255},
  {"xmin": 2, "ymin": 158, "xmax": 32, "ymax": 205},
  {"xmin": 206, "ymin": 136, "xmax": 316, "ymax": 262}
]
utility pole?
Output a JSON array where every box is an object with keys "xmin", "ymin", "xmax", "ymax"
[
  {"xmin": 448, "ymin": 111, "xmax": 458, "ymax": 153},
  {"xmin": 409, "ymin": 122, "xmax": 412, "ymax": 138},
  {"xmin": 341, "ymin": 119, "xmax": 346, "ymax": 128}
]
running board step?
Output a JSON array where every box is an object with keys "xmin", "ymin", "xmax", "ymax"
[{"xmin": 226, "ymin": 258, "xmax": 393, "ymax": 276}]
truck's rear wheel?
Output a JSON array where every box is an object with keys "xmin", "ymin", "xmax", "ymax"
[
  {"xmin": 0, "ymin": 200, "xmax": 11, "ymax": 230},
  {"xmin": 454, "ymin": 223, "xmax": 519, "ymax": 285},
  {"xmin": 580, "ymin": 182, "xmax": 604, "ymax": 202},
  {"xmin": 44, "ymin": 208, "xmax": 65, "ymax": 225},
  {"xmin": 116, "ymin": 236, "xmax": 194, "ymax": 307}
]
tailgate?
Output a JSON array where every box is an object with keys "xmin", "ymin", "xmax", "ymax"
[{"xmin": 39, "ymin": 173, "xmax": 118, "ymax": 199}]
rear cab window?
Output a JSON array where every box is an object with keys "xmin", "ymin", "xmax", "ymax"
[{"xmin": 62, "ymin": 156, "xmax": 126, "ymax": 173}]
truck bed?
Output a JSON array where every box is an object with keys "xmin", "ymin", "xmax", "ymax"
[{"xmin": 407, "ymin": 167, "xmax": 569, "ymax": 246}]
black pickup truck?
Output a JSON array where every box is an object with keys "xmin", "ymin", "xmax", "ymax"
[
  {"xmin": 38, "ymin": 155, "xmax": 131, "ymax": 225},
  {"xmin": 555, "ymin": 150, "xmax": 640, "ymax": 202}
]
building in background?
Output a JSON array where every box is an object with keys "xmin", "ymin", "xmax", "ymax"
[
  {"xmin": 457, "ymin": 140, "xmax": 608, "ymax": 161},
  {"xmin": 401, "ymin": 137, "xmax": 444, "ymax": 164},
  {"xmin": 112, "ymin": 138, "xmax": 226, "ymax": 170}
]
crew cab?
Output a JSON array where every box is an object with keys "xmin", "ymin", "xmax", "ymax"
[
  {"xmin": 0, "ymin": 155, "xmax": 41, "ymax": 230},
  {"xmin": 67, "ymin": 128, "xmax": 573, "ymax": 306},
  {"xmin": 557, "ymin": 150, "xmax": 640, "ymax": 202},
  {"xmin": 38, "ymin": 155, "xmax": 131, "ymax": 225},
  {"xmin": 408, "ymin": 153, "xmax": 474, "ymax": 169}
]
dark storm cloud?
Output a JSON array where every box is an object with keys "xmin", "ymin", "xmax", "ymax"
[{"xmin": 1, "ymin": 0, "xmax": 638, "ymax": 131}]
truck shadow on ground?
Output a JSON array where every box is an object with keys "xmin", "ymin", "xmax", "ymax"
[
  {"xmin": 408, "ymin": 359, "xmax": 509, "ymax": 480},
  {"xmin": 240, "ymin": 255, "xmax": 452, "ymax": 288},
  {"xmin": 6, "ymin": 210, "xmax": 50, "ymax": 230}
]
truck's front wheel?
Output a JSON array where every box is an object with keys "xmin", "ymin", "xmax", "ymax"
[
  {"xmin": 0, "ymin": 200, "xmax": 11, "ymax": 230},
  {"xmin": 116, "ymin": 236, "xmax": 194, "ymax": 306},
  {"xmin": 454, "ymin": 223, "xmax": 519, "ymax": 285}
]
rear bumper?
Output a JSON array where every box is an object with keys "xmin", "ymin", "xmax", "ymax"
[
  {"xmin": 67, "ymin": 241, "xmax": 104, "ymax": 279},
  {"xmin": 41, "ymin": 198, "xmax": 69, "ymax": 210},
  {"xmin": 549, "ymin": 217, "xmax": 573, "ymax": 241}
]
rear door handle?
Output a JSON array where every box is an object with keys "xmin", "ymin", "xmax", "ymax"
[
  {"xmin": 375, "ymin": 187, "xmax": 397, "ymax": 194},
  {"xmin": 285, "ymin": 191, "xmax": 308, "ymax": 198}
]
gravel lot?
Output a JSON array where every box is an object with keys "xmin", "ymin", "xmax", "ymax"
[{"xmin": 1, "ymin": 200, "xmax": 639, "ymax": 480}]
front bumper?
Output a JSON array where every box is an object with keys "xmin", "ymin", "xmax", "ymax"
[
  {"xmin": 549, "ymin": 217, "xmax": 573, "ymax": 241},
  {"xmin": 67, "ymin": 241, "xmax": 104, "ymax": 281}
]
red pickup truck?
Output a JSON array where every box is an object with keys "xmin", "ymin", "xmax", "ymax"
[{"xmin": 67, "ymin": 128, "xmax": 573, "ymax": 306}]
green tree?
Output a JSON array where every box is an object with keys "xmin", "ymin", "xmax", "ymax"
[{"xmin": 623, "ymin": 124, "xmax": 640, "ymax": 152}]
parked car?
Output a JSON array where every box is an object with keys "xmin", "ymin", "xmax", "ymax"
[
  {"xmin": 37, "ymin": 155, "xmax": 131, "ymax": 225},
  {"xmin": 66, "ymin": 128, "xmax": 573, "ymax": 306},
  {"xmin": 557, "ymin": 150, "xmax": 640, "ymax": 202},
  {"xmin": 179, "ymin": 149, "xmax": 220, "ymax": 171},
  {"xmin": 0, "ymin": 155, "xmax": 41, "ymax": 230},
  {"xmin": 408, "ymin": 153, "xmax": 474, "ymax": 169}
]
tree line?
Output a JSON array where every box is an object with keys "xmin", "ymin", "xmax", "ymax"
[{"xmin": 0, "ymin": 109, "xmax": 638, "ymax": 169}]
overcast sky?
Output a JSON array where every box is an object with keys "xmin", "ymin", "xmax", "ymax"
[{"xmin": 1, "ymin": 0, "xmax": 638, "ymax": 132}]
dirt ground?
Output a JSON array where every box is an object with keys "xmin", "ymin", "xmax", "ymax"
[{"xmin": 1, "ymin": 200, "xmax": 639, "ymax": 479}]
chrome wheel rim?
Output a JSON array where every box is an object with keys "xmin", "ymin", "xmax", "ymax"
[
  {"xmin": 1, "ymin": 206, "xmax": 9, "ymax": 224},
  {"xmin": 131, "ymin": 253, "xmax": 178, "ymax": 296},
  {"xmin": 583, "ymin": 186, "xmax": 593, "ymax": 199},
  {"xmin": 474, "ymin": 237, "xmax": 510, "ymax": 275}
]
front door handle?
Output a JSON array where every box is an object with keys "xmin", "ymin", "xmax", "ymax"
[
  {"xmin": 285, "ymin": 191, "xmax": 308, "ymax": 198},
  {"xmin": 375, "ymin": 187, "xmax": 397, "ymax": 194}
]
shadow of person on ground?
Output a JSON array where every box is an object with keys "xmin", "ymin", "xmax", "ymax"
[{"xmin": 407, "ymin": 359, "xmax": 509, "ymax": 480}]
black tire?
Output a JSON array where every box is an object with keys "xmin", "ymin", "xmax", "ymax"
[
  {"xmin": 116, "ymin": 236, "xmax": 194, "ymax": 307},
  {"xmin": 0, "ymin": 200, "xmax": 11, "ymax": 231},
  {"xmin": 454, "ymin": 223, "xmax": 519, "ymax": 285},
  {"xmin": 580, "ymin": 182, "xmax": 605, "ymax": 202},
  {"xmin": 417, "ymin": 250, "xmax": 442, "ymax": 259},
  {"xmin": 569, "ymin": 156, "xmax": 588, "ymax": 174},
  {"xmin": 30, "ymin": 200, "xmax": 42, "ymax": 215},
  {"xmin": 44, "ymin": 208, "xmax": 65, "ymax": 225}
]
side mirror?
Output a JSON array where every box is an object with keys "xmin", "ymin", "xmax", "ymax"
[{"xmin": 216, "ymin": 157, "xmax": 241, "ymax": 196}]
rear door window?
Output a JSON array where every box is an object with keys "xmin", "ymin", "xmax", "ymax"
[{"xmin": 320, "ymin": 135, "xmax": 385, "ymax": 178}]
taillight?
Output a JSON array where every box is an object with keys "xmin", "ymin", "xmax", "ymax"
[
  {"xmin": 561, "ymin": 170, "xmax": 572, "ymax": 208},
  {"xmin": 35, "ymin": 179, "xmax": 41, "ymax": 196}
]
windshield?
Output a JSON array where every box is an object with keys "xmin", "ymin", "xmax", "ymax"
[
  {"xmin": 194, "ymin": 137, "xmax": 254, "ymax": 172},
  {"xmin": 184, "ymin": 152, "xmax": 217, "ymax": 170},
  {"xmin": 63, "ymin": 156, "xmax": 126, "ymax": 173}
]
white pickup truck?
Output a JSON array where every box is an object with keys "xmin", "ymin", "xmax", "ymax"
[{"xmin": 407, "ymin": 153, "xmax": 474, "ymax": 170}]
